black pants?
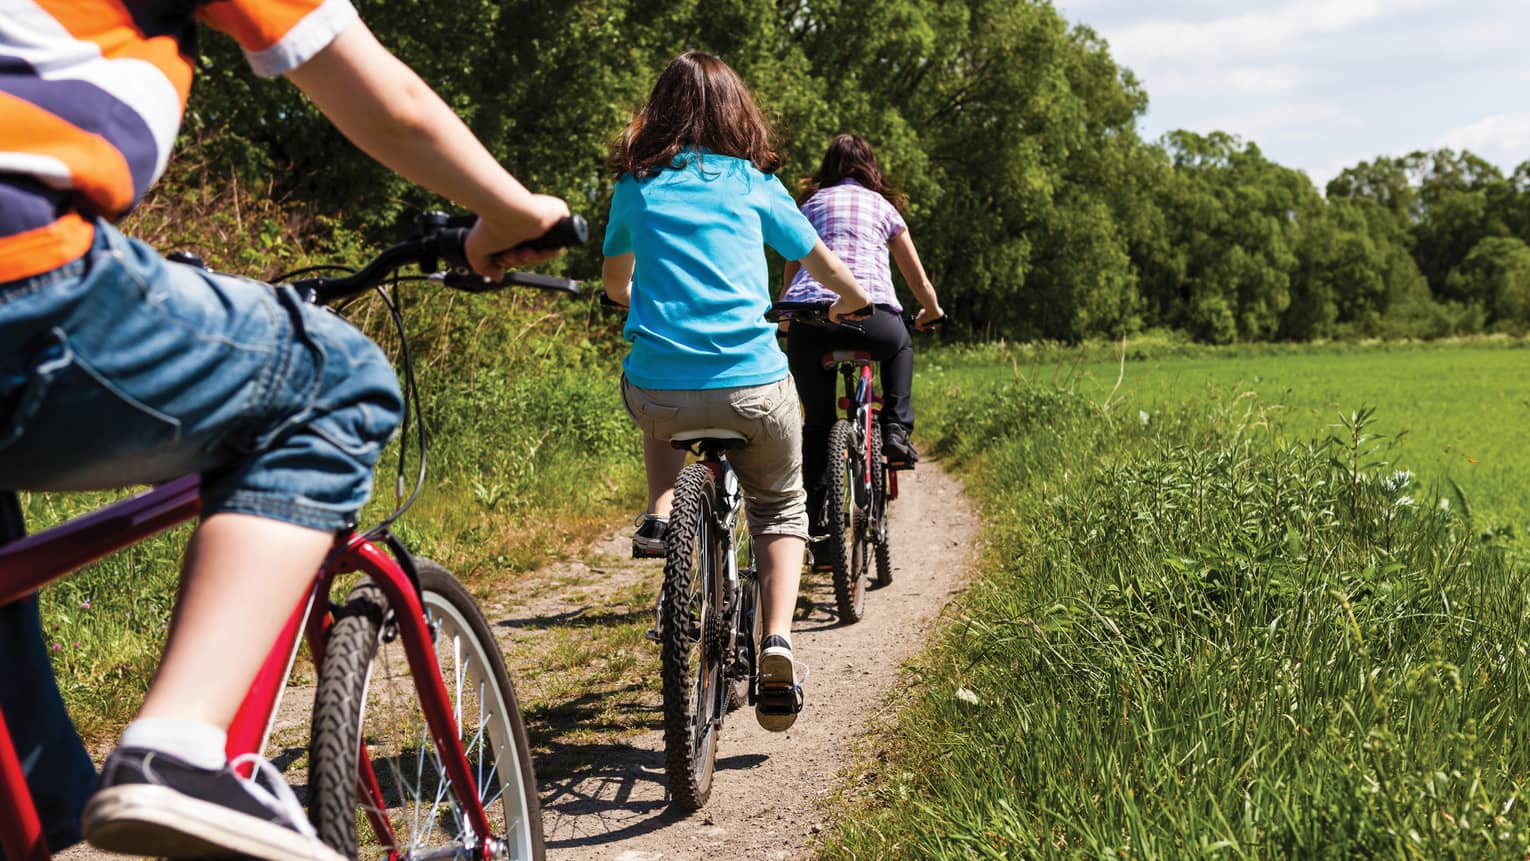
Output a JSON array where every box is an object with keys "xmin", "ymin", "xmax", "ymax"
[{"xmin": 785, "ymin": 306, "xmax": 913, "ymax": 529}]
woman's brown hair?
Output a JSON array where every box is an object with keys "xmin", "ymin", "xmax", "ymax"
[
  {"xmin": 801, "ymin": 134, "xmax": 907, "ymax": 212},
  {"xmin": 609, "ymin": 52, "xmax": 782, "ymax": 179}
]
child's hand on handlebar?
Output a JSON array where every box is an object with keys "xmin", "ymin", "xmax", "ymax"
[
  {"xmin": 468, "ymin": 194, "xmax": 571, "ymax": 278},
  {"xmin": 829, "ymin": 292, "xmax": 873, "ymax": 324}
]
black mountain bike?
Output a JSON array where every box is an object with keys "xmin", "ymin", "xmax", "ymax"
[{"xmin": 656, "ymin": 429, "xmax": 800, "ymax": 811}]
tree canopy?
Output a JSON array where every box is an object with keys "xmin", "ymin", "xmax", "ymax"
[{"xmin": 180, "ymin": 0, "xmax": 1530, "ymax": 341}]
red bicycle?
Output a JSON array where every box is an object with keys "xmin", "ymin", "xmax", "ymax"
[
  {"xmin": 770, "ymin": 301, "xmax": 939, "ymax": 623},
  {"xmin": 0, "ymin": 212, "xmax": 584, "ymax": 861}
]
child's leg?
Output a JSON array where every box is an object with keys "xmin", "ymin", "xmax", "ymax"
[
  {"xmin": 754, "ymin": 534, "xmax": 805, "ymax": 638},
  {"xmin": 135, "ymin": 515, "xmax": 333, "ymax": 727},
  {"xmin": 641, "ymin": 430, "xmax": 687, "ymax": 518}
]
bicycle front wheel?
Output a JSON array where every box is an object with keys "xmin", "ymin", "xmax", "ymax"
[
  {"xmin": 309, "ymin": 559, "xmax": 543, "ymax": 860},
  {"xmin": 825, "ymin": 420, "xmax": 871, "ymax": 623},
  {"xmin": 661, "ymin": 462, "xmax": 728, "ymax": 811}
]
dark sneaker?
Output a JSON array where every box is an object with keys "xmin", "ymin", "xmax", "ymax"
[
  {"xmin": 83, "ymin": 747, "xmax": 343, "ymax": 861},
  {"xmin": 756, "ymin": 634, "xmax": 804, "ymax": 732},
  {"xmin": 631, "ymin": 513, "xmax": 668, "ymax": 558},
  {"xmin": 882, "ymin": 423, "xmax": 918, "ymax": 467}
]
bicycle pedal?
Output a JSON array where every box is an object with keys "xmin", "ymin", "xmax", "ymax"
[
  {"xmin": 645, "ymin": 627, "xmax": 661, "ymax": 643},
  {"xmin": 756, "ymin": 683, "xmax": 804, "ymax": 716}
]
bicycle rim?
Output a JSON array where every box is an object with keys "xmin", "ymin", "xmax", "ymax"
[
  {"xmin": 727, "ymin": 515, "xmax": 755, "ymax": 712},
  {"xmin": 660, "ymin": 463, "xmax": 725, "ymax": 810},
  {"xmin": 310, "ymin": 560, "xmax": 543, "ymax": 860}
]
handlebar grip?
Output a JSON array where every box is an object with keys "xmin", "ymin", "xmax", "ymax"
[
  {"xmin": 599, "ymin": 292, "xmax": 626, "ymax": 309},
  {"xmin": 513, "ymin": 215, "xmax": 588, "ymax": 252}
]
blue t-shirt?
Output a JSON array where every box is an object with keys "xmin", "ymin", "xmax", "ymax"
[{"xmin": 603, "ymin": 151, "xmax": 820, "ymax": 390}]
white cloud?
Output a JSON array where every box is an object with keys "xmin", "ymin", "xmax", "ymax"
[
  {"xmin": 1149, "ymin": 63, "xmax": 1308, "ymax": 96},
  {"xmin": 1108, "ymin": 0, "xmax": 1447, "ymax": 65},
  {"xmin": 1196, "ymin": 101, "xmax": 1351, "ymax": 140},
  {"xmin": 1435, "ymin": 113, "xmax": 1530, "ymax": 169}
]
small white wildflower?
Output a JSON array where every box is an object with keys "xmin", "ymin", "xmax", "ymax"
[
  {"xmin": 1381, "ymin": 470, "xmax": 1414, "ymax": 494},
  {"xmin": 955, "ymin": 687, "xmax": 981, "ymax": 706},
  {"xmin": 1439, "ymin": 498, "xmax": 1451, "ymax": 511},
  {"xmin": 1138, "ymin": 410, "xmax": 1150, "ymax": 426}
]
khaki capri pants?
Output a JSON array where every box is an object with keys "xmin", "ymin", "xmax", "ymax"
[{"xmin": 620, "ymin": 375, "xmax": 809, "ymax": 540}]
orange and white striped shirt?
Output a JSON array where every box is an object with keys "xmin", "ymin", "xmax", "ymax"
[{"xmin": 0, "ymin": 0, "xmax": 358, "ymax": 282}]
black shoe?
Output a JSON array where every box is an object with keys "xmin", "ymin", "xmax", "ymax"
[
  {"xmin": 882, "ymin": 423, "xmax": 918, "ymax": 467},
  {"xmin": 631, "ymin": 513, "xmax": 668, "ymax": 558},
  {"xmin": 756, "ymin": 635, "xmax": 804, "ymax": 731},
  {"xmin": 83, "ymin": 747, "xmax": 343, "ymax": 861}
]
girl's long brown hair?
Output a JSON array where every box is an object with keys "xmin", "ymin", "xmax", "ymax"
[
  {"xmin": 609, "ymin": 52, "xmax": 782, "ymax": 179},
  {"xmin": 801, "ymin": 134, "xmax": 907, "ymax": 212}
]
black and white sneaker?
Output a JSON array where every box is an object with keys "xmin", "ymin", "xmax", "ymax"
[
  {"xmin": 83, "ymin": 747, "xmax": 343, "ymax": 861},
  {"xmin": 756, "ymin": 634, "xmax": 805, "ymax": 732},
  {"xmin": 631, "ymin": 513, "xmax": 668, "ymax": 558}
]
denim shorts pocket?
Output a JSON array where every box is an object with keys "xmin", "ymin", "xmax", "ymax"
[{"xmin": 0, "ymin": 331, "xmax": 181, "ymax": 488}]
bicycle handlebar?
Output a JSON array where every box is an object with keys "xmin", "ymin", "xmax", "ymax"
[
  {"xmin": 767, "ymin": 300, "xmax": 941, "ymax": 332},
  {"xmin": 288, "ymin": 212, "xmax": 587, "ymax": 305}
]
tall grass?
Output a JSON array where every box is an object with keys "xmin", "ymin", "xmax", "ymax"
[{"xmin": 823, "ymin": 379, "xmax": 1530, "ymax": 858}]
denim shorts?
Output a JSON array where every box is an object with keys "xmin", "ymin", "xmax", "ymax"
[{"xmin": 0, "ymin": 221, "xmax": 403, "ymax": 532}]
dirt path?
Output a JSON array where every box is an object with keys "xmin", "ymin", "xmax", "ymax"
[
  {"xmin": 55, "ymin": 460, "xmax": 977, "ymax": 861},
  {"xmin": 517, "ymin": 461, "xmax": 978, "ymax": 860}
]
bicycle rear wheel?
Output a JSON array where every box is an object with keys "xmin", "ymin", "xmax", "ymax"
[
  {"xmin": 661, "ymin": 463, "xmax": 727, "ymax": 811},
  {"xmin": 309, "ymin": 559, "xmax": 543, "ymax": 860},
  {"xmin": 825, "ymin": 420, "xmax": 871, "ymax": 623}
]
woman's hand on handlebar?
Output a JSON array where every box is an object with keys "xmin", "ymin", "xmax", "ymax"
[
  {"xmin": 468, "ymin": 194, "xmax": 571, "ymax": 278},
  {"xmin": 914, "ymin": 304, "xmax": 946, "ymax": 331}
]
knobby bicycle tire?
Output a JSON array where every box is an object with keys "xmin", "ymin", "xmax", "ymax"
[
  {"xmin": 825, "ymin": 420, "xmax": 871, "ymax": 623},
  {"xmin": 870, "ymin": 422, "xmax": 894, "ymax": 587},
  {"xmin": 661, "ymin": 463, "xmax": 726, "ymax": 811},
  {"xmin": 309, "ymin": 559, "xmax": 544, "ymax": 860}
]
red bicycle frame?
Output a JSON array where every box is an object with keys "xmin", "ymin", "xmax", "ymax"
[{"xmin": 0, "ymin": 478, "xmax": 492, "ymax": 861}]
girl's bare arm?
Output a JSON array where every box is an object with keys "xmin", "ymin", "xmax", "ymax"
[
  {"xmin": 797, "ymin": 240, "xmax": 873, "ymax": 322},
  {"xmin": 603, "ymin": 253, "xmax": 635, "ymax": 307}
]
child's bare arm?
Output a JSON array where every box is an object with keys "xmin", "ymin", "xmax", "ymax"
[
  {"xmin": 604, "ymin": 254, "xmax": 635, "ymax": 307},
  {"xmin": 286, "ymin": 22, "xmax": 568, "ymax": 278},
  {"xmin": 796, "ymin": 240, "xmax": 873, "ymax": 322}
]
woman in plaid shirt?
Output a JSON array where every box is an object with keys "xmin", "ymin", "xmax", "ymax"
[{"xmin": 780, "ymin": 135, "xmax": 944, "ymax": 550}]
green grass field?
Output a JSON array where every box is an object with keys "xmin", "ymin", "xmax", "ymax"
[
  {"xmin": 924, "ymin": 338, "xmax": 1530, "ymax": 542},
  {"xmin": 823, "ymin": 337, "xmax": 1530, "ymax": 858}
]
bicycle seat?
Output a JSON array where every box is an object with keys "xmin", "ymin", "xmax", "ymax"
[
  {"xmin": 821, "ymin": 350, "xmax": 874, "ymax": 370},
  {"xmin": 669, "ymin": 428, "xmax": 748, "ymax": 451}
]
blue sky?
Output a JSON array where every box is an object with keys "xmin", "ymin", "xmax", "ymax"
[{"xmin": 1057, "ymin": 0, "xmax": 1530, "ymax": 188}]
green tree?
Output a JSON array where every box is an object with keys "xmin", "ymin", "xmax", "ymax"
[{"xmin": 1445, "ymin": 235, "xmax": 1530, "ymax": 327}]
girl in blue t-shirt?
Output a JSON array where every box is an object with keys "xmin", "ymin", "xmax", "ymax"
[{"xmin": 602, "ymin": 51, "xmax": 871, "ymax": 731}]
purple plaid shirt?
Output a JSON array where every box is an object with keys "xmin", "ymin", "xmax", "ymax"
[{"xmin": 782, "ymin": 178, "xmax": 907, "ymax": 311}]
